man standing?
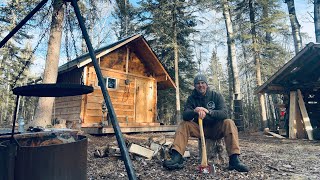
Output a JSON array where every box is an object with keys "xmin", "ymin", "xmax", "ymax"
[{"xmin": 163, "ymin": 74, "xmax": 249, "ymax": 172}]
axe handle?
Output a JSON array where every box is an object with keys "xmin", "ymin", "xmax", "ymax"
[{"xmin": 199, "ymin": 118, "xmax": 208, "ymax": 166}]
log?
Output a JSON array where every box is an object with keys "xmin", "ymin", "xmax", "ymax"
[
  {"xmin": 198, "ymin": 138, "xmax": 228, "ymax": 165},
  {"xmin": 128, "ymin": 143, "xmax": 154, "ymax": 159}
]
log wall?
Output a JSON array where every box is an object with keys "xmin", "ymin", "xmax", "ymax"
[{"xmin": 83, "ymin": 48, "xmax": 157, "ymax": 126}]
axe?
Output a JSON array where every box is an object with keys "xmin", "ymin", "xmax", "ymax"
[{"xmin": 198, "ymin": 118, "xmax": 215, "ymax": 174}]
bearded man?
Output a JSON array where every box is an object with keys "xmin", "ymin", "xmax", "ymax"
[{"xmin": 163, "ymin": 74, "xmax": 249, "ymax": 172}]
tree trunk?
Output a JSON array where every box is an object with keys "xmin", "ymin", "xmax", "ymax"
[
  {"xmin": 285, "ymin": 0, "xmax": 302, "ymax": 54},
  {"xmin": 315, "ymin": 0, "xmax": 320, "ymax": 42},
  {"xmin": 198, "ymin": 138, "xmax": 228, "ymax": 166},
  {"xmin": 32, "ymin": 0, "xmax": 64, "ymax": 127},
  {"xmin": 222, "ymin": 0, "xmax": 241, "ymax": 101},
  {"xmin": 227, "ymin": 58, "xmax": 234, "ymax": 118},
  {"xmin": 249, "ymin": 0, "xmax": 267, "ymax": 130},
  {"xmin": 173, "ymin": 1, "xmax": 181, "ymax": 124}
]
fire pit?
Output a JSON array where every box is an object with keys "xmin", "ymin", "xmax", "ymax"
[
  {"xmin": 0, "ymin": 84, "xmax": 93, "ymax": 180},
  {"xmin": 14, "ymin": 131, "xmax": 87, "ymax": 180}
]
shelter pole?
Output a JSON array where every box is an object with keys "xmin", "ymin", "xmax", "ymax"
[
  {"xmin": 69, "ymin": 0, "xmax": 137, "ymax": 179},
  {"xmin": 0, "ymin": 0, "xmax": 49, "ymax": 48}
]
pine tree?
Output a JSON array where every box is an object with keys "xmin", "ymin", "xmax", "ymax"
[
  {"xmin": 113, "ymin": 0, "xmax": 138, "ymax": 39},
  {"xmin": 137, "ymin": 0, "xmax": 198, "ymax": 124},
  {"xmin": 0, "ymin": 0, "xmax": 39, "ymax": 126},
  {"xmin": 233, "ymin": 0, "xmax": 291, "ymax": 129}
]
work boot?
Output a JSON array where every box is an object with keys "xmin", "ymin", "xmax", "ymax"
[
  {"xmin": 163, "ymin": 149, "xmax": 184, "ymax": 170},
  {"xmin": 228, "ymin": 154, "xmax": 249, "ymax": 172}
]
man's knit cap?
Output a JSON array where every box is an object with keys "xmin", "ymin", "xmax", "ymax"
[{"xmin": 194, "ymin": 74, "xmax": 208, "ymax": 85}]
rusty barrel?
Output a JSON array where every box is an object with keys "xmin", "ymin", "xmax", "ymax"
[{"xmin": 14, "ymin": 132, "xmax": 87, "ymax": 180}]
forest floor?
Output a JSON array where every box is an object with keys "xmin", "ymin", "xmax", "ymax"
[{"xmin": 87, "ymin": 131, "xmax": 320, "ymax": 180}]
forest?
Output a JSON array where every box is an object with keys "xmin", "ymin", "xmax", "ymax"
[{"xmin": 0, "ymin": 0, "xmax": 318, "ymax": 132}]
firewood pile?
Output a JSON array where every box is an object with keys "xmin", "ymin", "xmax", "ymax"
[
  {"xmin": 92, "ymin": 134, "xmax": 231, "ymax": 166},
  {"xmin": 14, "ymin": 131, "xmax": 78, "ymax": 147},
  {"xmin": 93, "ymin": 135, "xmax": 191, "ymax": 161}
]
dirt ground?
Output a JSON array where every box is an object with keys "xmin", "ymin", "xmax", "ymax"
[{"xmin": 86, "ymin": 131, "xmax": 320, "ymax": 180}]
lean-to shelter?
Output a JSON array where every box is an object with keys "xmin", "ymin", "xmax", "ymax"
[{"xmin": 255, "ymin": 42, "xmax": 320, "ymax": 139}]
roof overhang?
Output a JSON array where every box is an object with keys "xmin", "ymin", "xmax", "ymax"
[
  {"xmin": 255, "ymin": 42, "xmax": 320, "ymax": 94},
  {"xmin": 58, "ymin": 34, "xmax": 176, "ymax": 89}
]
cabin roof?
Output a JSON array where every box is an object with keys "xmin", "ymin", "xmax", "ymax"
[
  {"xmin": 255, "ymin": 42, "xmax": 320, "ymax": 94},
  {"xmin": 58, "ymin": 34, "xmax": 176, "ymax": 89}
]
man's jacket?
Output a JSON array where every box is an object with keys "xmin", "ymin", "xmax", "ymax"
[{"xmin": 182, "ymin": 88, "xmax": 228, "ymax": 125}]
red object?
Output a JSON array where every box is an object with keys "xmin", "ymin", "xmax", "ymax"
[{"xmin": 198, "ymin": 165, "xmax": 211, "ymax": 174}]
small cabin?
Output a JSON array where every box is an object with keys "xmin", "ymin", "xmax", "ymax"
[
  {"xmin": 256, "ymin": 42, "xmax": 320, "ymax": 140},
  {"xmin": 55, "ymin": 34, "xmax": 176, "ymax": 133}
]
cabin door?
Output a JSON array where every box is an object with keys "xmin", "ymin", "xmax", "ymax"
[{"xmin": 135, "ymin": 78, "xmax": 154, "ymax": 123}]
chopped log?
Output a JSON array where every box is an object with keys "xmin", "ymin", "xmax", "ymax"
[
  {"xmin": 150, "ymin": 142, "xmax": 161, "ymax": 152},
  {"xmin": 94, "ymin": 145, "xmax": 121, "ymax": 158},
  {"xmin": 163, "ymin": 141, "xmax": 173, "ymax": 147},
  {"xmin": 198, "ymin": 138, "xmax": 228, "ymax": 165},
  {"xmin": 183, "ymin": 150, "xmax": 190, "ymax": 158},
  {"xmin": 267, "ymin": 132, "xmax": 285, "ymax": 139},
  {"xmin": 151, "ymin": 135, "xmax": 166, "ymax": 145},
  {"xmin": 39, "ymin": 139, "xmax": 63, "ymax": 146},
  {"xmin": 129, "ymin": 143, "xmax": 154, "ymax": 159},
  {"xmin": 94, "ymin": 145, "xmax": 108, "ymax": 158}
]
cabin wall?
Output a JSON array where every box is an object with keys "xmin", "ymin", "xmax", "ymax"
[
  {"xmin": 57, "ymin": 68, "xmax": 83, "ymax": 84},
  {"xmin": 83, "ymin": 48, "xmax": 157, "ymax": 126},
  {"xmin": 54, "ymin": 68, "xmax": 84, "ymax": 122}
]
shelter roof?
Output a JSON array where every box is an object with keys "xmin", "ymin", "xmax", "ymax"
[
  {"xmin": 58, "ymin": 34, "xmax": 176, "ymax": 89},
  {"xmin": 255, "ymin": 42, "xmax": 320, "ymax": 94}
]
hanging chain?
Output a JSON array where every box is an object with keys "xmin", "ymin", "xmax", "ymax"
[
  {"xmin": 11, "ymin": 1, "xmax": 65, "ymax": 89},
  {"xmin": 67, "ymin": 4, "xmax": 79, "ymax": 57}
]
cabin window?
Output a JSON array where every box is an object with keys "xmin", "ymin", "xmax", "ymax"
[{"xmin": 105, "ymin": 77, "xmax": 117, "ymax": 89}]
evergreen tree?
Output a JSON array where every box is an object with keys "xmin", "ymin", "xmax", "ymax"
[
  {"xmin": 137, "ymin": 0, "xmax": 198, "ymax": 124},
  {"xmin": 233, "ymin": 0, "xmax": 291, "ymax": 129},
  {"xmin": 112, "ymin": 0, "xmax": 138, "ymax": 39},
  {"xmin": 0, "ymin": 0, "xmax": 39, "ymax": 126}
]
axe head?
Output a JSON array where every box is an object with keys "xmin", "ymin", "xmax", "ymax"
[{"xmin": 198, "ymin": 165, "xmax": 211, "ymax": 174}]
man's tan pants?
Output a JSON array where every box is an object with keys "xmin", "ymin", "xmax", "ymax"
[{"xmin": 172, "ymin": 119, "xmax": 240, "ymax": 157}]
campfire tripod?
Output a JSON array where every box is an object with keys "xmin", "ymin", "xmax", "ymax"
[{"xmin": 0, "ymin": 0, "xmax": 137, "ymax": 179}]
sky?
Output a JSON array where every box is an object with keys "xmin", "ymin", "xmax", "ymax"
[
  {"xmin": 25, "ymin": 0, "xmax": 316, "ymax": 77},
  {"xmin": 293, "ymin": 0, "xmax": 315, "ymax": 42}
]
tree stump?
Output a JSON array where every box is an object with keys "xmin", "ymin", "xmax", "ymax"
[{"xmin": 198, "ymin": 138, "xmax": 228, "ymax": 166}]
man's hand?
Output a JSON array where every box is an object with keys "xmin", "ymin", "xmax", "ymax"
[
  {"xmin": 194, "ymin": 107, "xmax": 209, "ymax": 113},
  {"xmin": 198, "ymin": 110, "xmax": 206, "ymax": 119},
  {"xmin": 194, "ymin": 107, "xmax": 209, "ymax": 119}
]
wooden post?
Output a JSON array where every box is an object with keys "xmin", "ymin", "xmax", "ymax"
[
  {"xmin": 294, "ymin": 93, "xmax": 306, "ymax": 139},
  {"xmin": 289, "ymin": 91, "xmax": 297, "ymax": 139},
  {"xmin": 297, "ymin": 89, "xmax": 314, "ymax": 140}
]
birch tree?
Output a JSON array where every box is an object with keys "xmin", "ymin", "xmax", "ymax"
[
  {"xmin": 221, "ymin": 0, "xmax": 241, "ymax": 102},
  {"xmin": 285, "ymin": 0, "xmax": 302, "ymax": 54}
]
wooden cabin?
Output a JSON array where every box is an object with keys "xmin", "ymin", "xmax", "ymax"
[
  {"xmin": 255, "ymin": 42, "xmax": 320, "ymax": 140},
  {"xmin": 55, "ymin": 34, "xmax": 177, "ymax": 134}
]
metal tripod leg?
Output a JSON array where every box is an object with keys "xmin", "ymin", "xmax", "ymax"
[{"xmin": 69, "ymin": 0, "xmax": 137, "ymax": 179}]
